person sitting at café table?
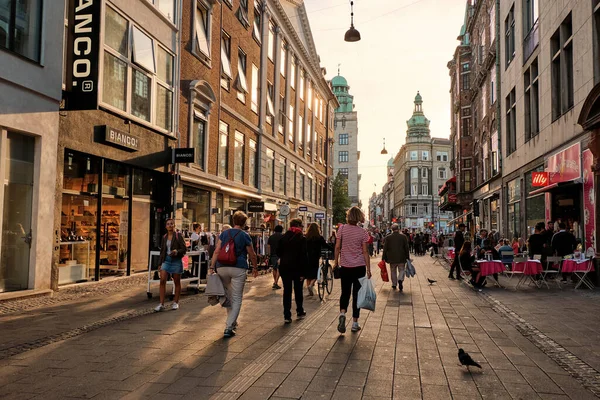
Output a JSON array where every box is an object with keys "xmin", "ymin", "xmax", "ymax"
[
  {"xmin": 498, "ymin": 239, "xmax": 514, "ymax": 264},
  {"xmin": 552, "ymin": 222, "xmax": 577, "ymax": 283},
  {"xmin": 477, "ymin": 239, "xmax": 500, "ymax": 260},
  {"xmin": 527, "ymin": 222, "xmax": 547, "ymax": 261},
  {"xmin": 458, "ymin": 241, "xmax": 483, "ymax": 288}
]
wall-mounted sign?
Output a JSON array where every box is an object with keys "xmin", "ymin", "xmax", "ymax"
[
  {"xmin": 547, "ymin": 142, "xmax": 581, "ymax": 184},
  {"xmin": 532, "ymin": 172, "xmax": 549, "ymax": 187},
  {"xmin": 315, "ymin": 212, "xmax": 325, "ymax": 219},
  {"xmin": 172, "ymin": 148, "xmax": 195, "ymax": 163},
  {"xmin": 299, "ymin": 206, "xmax": 308, "ymax": 212},
  {"xmin": 104, "ymin": 126, "xmax": 139, "ymax": 151},
  {"xmin": 64, "ymin": 0, "xmax": 101, "ymax": 110},
  {"xmin": 247, "ymin": 201, "xmax": 265, "ymax": 212}
]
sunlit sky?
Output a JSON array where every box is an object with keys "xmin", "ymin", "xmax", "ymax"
[{"xmin": 303, "ymin": 0, "xmax": 468, "ymax": 208}]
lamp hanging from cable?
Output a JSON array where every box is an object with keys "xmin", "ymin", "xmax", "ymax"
[
  {"xmin": 380, "ymin": 138, "xmax": 388, "ymax": 155},
  {"xmin": 344, "ymin": 1, "xmax": 361, "ymax": 42}
]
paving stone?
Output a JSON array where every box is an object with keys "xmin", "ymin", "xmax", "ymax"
[{"xmin": 272, "ymin": 378, "xmax": 309, "ymax": 399}]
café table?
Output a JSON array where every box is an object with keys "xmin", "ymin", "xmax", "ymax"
[
  {"xmin": 512, "ymin": 259, "xmax": 542, "ymax": 289},
  {"xmin": 562, "ymin": 258, "xmax": 595, "ymax": 289},
  {"xmin": 475, "ymin": 260, "xmax": 504, "ymax": 287}
]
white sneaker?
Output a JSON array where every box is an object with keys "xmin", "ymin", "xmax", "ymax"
[
  {"xmin": 171, "ymin": 302, "xmax": 179, "ymax": 310},
  {"xmin": 154, "ymin": 304, "xmax": 165, "ymax": 312},
  {"xmin": 351, "ymin": 322, "xmax": 361, "ymax": 332}
]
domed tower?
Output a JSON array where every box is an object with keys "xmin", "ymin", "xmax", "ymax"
[
  {"xmin": 406, "ymin": 91, "xmax": 431, "ymax": 142},
  {"xmin": 387, "ymin": 157, "xmax": 394, "ymax": 182},
  {"xmin": 331, "ymin": 70, "xmax": 360, "ymax": 207}
]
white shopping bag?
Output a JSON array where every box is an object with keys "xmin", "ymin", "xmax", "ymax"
[
  {"xmin": 316, "ymin": 265, "xmax": 322, "ymax": 282},
  {"xmin": 357, "ymin": 276, "xmax": 376, "ymax": 312},
  {"xmin": 205, "ymin": 273, "xmax": 225, "ymax": 296}
]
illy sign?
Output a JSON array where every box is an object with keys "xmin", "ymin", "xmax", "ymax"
[{"xmin": 532, "ymin": 172, "xmax": 549, "ymax": 187}]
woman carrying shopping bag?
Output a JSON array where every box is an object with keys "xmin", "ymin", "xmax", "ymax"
[
  {"xmin": 155, "ymin": 218, "xmax": 187, "ymax": 312},
  {"xmin": 334, "ymin": 206, "xmax": 372, "ymax": 334},
  {"xmin": 277, "ymin": 219, "xmax": 309, "ymax": 323},
  {"xmin": 209, "ymin": 211, "xmax": 258, "ymax": 338}
]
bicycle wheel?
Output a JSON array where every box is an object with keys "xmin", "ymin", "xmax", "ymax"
[
  {"xmin": 317, "ymin": 266, "xmax": 325, "ymax": 301},
  {"xmin": 326, "ymin": 265, "xmax": 333, "ymax": 294}
]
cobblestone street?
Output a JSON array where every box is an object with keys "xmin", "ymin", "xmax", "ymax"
[{"xmin": 1, "ymin": 256, "xmax": 599, "ymax": 400}]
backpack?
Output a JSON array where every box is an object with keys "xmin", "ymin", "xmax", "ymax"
[{"xmin": 217, "ymin": 230, "xmax": 242, "ymax": 266}]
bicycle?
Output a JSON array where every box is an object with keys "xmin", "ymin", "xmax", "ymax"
[{"xmin": 317, "ymin": 250, "xmax": 334, "ymax": 300}]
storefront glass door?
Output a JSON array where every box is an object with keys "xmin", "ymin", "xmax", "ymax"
[{"xmin": 0, "ymin": 132, "xmax": 34, "ymax": 292}]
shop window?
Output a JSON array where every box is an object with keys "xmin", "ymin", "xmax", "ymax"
[
  {"xmin": 63, "ymin": 152, "xmax": 100, "ymax": 193},
  {"xmin": 551, "ymin": 13, "xmax": 574, "ymax": 120},
  {"xmin": 234, "ymin": 131, "xmax": 244, "ymax": 182},
  {"xmin": 182, "ymin": 186, "xmax": 211, "ymax": 233},
  {"xmin": 194, "ymin": 2, "xmax": 211, "ymax": 59},
  {"xmin": 103, "ymin": 6, "xmax": 174, "ymax": 131},
  {"xmin": 229, "ymin": 197, "xmax": 246, "ymax": 213},
  {"xmin": 216, "ymin": 193, "xmax": 224, "ymax": 226},
  {"xmin": 249, "ymin": 139, "xmax": 257, "ymax": 188},
  {"xmin": 0, "ymin": 0, "xmax": 42, "ymax": 62},
  {"xmin": 220, "ymin": 31, "xmax": 232, "ymax": 90},
  {"xmin": 218, "ymin": 121, "xmax": 229, "ymax": 178},
  {"xmin": 103, "ymin": 161, "xmax": 130, "ymax": 197}
]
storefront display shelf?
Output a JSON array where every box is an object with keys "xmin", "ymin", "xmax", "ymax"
[{"xmin": 58, "ymin": 241, "xmax": 91, "ymax": 285}]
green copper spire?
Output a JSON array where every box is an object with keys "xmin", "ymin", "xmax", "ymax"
[
  {"xmin": 406, "ymin": 91, "xmax": 430, "ymax": 137},
  {"xmin": 332, "ymin": 69, "xmax": 353, "ymax": 113}
]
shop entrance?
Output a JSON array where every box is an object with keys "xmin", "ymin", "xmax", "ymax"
[
  {"xmin": 0, "ymin": 132, "xmax": 35, "ymax": 292},
  {"xmin": 551, "ymin": 185, "xmax": 582, "ymax": 237}
]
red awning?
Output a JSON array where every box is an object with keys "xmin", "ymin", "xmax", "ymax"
[
  {"xmin": 438, "ymin": 176, "xmax": 457, "ymax": 196},
  {"xmin": 528, "ymin": 183, "xmax": 559, "ymax": 196}
]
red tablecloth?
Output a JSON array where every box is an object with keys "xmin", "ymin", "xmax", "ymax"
[
  {"xmin": 562, "ymin": 259, "xmax": 594, "ymax": 273},
  {"xmin": 512, "ymin": 260, "xmax": 542, "ymax": 275},
  {"xmin": 476, "ymin": 260, "xmax": 505, "ymax": 276},
  {"xmin": 447, "ymin": 249, "xmax": 455, "ymax": 259}
]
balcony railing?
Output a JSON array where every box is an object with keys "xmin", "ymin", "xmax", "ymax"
[{"xmin": 523, "ymin": 20, "xmax": 539, "ymax": 64}]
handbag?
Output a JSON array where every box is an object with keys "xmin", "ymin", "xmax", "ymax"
[{"xmin": 205, "ymin": 273, "xmax": 225, "ymax": 297}]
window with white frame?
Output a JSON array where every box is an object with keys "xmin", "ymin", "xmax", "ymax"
[
  {"xmin": 339, "ymin": 133, "xmax": 349, "ymax": 145},
  {"xmin": 266, "ymin": 148, "xmax": 275, "ymax": 191},
  {"xmin": 253, "ymin": 1, "xmax": 261, "ymax": 43},
  {"xmin": 288, "ymin": 104, "xmax": 294, "ymax": 141},
  {"xmin": 0, "ymin": 0, "xmax": 42, "ymax": 62},
  {"xmin": 218, "ymin": 121, "xmax": 229, "ymax": 177},
  {"xmin": 236, "ymin": 0, "xmax": 249, "ymax": 27},
  {"xmin": 220, "ymin": 31, "xmax": 232, "ymax": 89},
  {"xmin": 489, "ymin": 2, "xmax": 495, "ymax": 43},
  {"xmin": 234, "ymin": 131, "xmax": 244, "ymax": 182},
  {"xmin": 422, "ymin": 184, "xmax": 428, "ymax": 195},
  {"xmin": 436, "ymin": 151, "xmax": 448, "ymax": 161},
  {"xmin": 411, "ymin": 167, "xmax": 418, "ymax": 179},
  {"xmin": 280, "ymin": 41, "xmax": 287, "ymax": 76},
  {"xmin": 290, "ymin": 56, "xmax": 296, "ymax": 88},
  {"xmin": 319, "ymin": 98, "xmax": 324, "ymax": 122},
  {"xmin": 299, "ymin": 69, "xmax": 305, "ymax": 100},
  {"xmin": 300, "ymin": 168, "xmax": 306, "ymax": 199},
  {"xmin": 193, "ymin": 110, "xmax": 207, "ymax": 170},
  {"xmin": 424, "ymin": 204, "xmax": 430, "ymax": 215},
  {"xmin": 307, "ymin": 81, "xmax": 313, "ymax": 110},
  {"xmin": 411, "ymin": 184, "xmax": 418, "ymax": 196},
  {"xmin": 235, "ymin": 49, "xmax": 248, "ymax": 102},
  {"xmin": 266, "ymin": 82, "xmax": 275, "ymax": 125},
  {"xmin": 290, "ymin": 162, "xmax": 297, "ymax": 197},
  {"xmin": 103, "ymin": 6, "xmax": 174, "ymax": 132},
  {"xmin": 268, "ymin": 22, "xmax": 274, "ymax": 61},
  {"xmin": 194, "ymin": 2, "xmax": 211, "ymax": 59},
  {"xmin": 438, "ymin": 167, "xmax": 447, "ymax": 179},
  {"xmin": 339, "ymin": 151, "xmax": 349, "ymax": 163},
  {"xmin": 249, "ymin": 139, "xmax": 257, "ymax": 187},
  {"xmin": 339, "ymin": 168, "xmax": 348, "ymax": 177},
  {"xmin": 298, "ymin": 114, "xmax": 303, "ymax": 148},
  {"xmin": 422, "ymin": 168, "xmax": 428, "ymax": 178},
  {"xmin": 422, "ymin": 151, "xmax": 429, "ymax": 161},
  {"xmin": 251, "ymin": 64, "xmax": 259, "ymax": 113},
  {"xmin": 307, "ymin": 121, "xmax": 311, "ymax": 156},
  {"xmin": 410, "ymin": 204, "xmax": 418, "ymax": 215},
  {"xmin": 410, "ymin": 151, "xmax": 418, "ymax": 161},
  {"xmin": 279, "ymin": 156, "xmax": 286, "ymax": 194}
]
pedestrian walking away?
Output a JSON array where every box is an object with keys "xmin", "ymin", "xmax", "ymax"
[
  {"xmin": 382, "ymin": 223, "xmax": 410, "ymax": 291},
  {"xmin": 449, "ymin": 223, "xmax": 466, "ymax": 279},
  {"xmin": 305, "ymin": 223, "xmax": 333, "ymax": 296},
  {"xmin": 277, "ymin": 218, "xmax": 309, "ymax": 323},
  {"xmin": 334, "ymin": 206, "xmax": 372, "ymax": 334},
  {"xmin": 209, "ymin": 211, "xmax": 258, "ymax": 338},
  {"xmin": 155, "ymin": 218, "xmax": 187, "ymax": 312},
  {"xmin": 267, "ymin": 225, "xmax": 284, "ymax": 289}
]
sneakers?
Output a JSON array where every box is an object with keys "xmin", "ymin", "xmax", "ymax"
[
  {"xmin": 284, "ymin": 318, "xmax": 293, "ymax": 324},
  {"xmin": 399, "ymin": 281, "xmax": 404, "ymax": 292},
  {"xmin": 223, "ymin": 329, "xmax": 236, "ymax": 338},
  {"xmin": 448, "ymin": 275, "xmax": 456, "ymax": 280},
  {"xmin": 297, "ymin": 311, "xmax": 307, "ymax": 320},
  {"xmin": 391, "ymin": 286, "xmax": 396, "ymax": 290},
  {"xmin": 171, "ymin": 302, "xmax": 179, "ymax": 310},
  {"xmin": 272, "ymin": 283, "xmax": 281, "ymax": 289},
  {"xmin": 232, "ymin": 322, "xmax": 238, "ymax": 331},
  {"xmin": 154, "ymin": 304, "xmax": 165, "ymax": 312},
  {"xmin": 307, "ymin": 285, "xmax": 314, "ymax": 296},
  {"xmin": 337, "ymin": 314, "xmax": 346, "ymax": 333},
  {"xmin": 351, "ymin": 322, "xmax": 361, "ymax": 332}
]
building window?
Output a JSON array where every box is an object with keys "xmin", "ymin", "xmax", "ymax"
[
  {"xmin": 339, "ymin": 133, "xmax": 349, "ymax": 145},
  {"xmin": 424, "ymin": 204, "xmax": 430, "ymax": 215},
  {"xmin": 339, "ymin": 151, "xmax": 349, "ymax": 163},
  {"xmin": 464, "ymin": 158, "xmax": 472, "ymax": 168},
  {"xmin": 523, "ymin": 0, "xmax": 539, "ymax": 35},
  {"xmin": 235, "ymin": 49, "xmax": 248, "ymax": 103},
  {"xmin": 551, "ymin": 13, "xmax": 574, "ymax": 120},
  {"xmin": 422, "ymin": 184, "xmax": 428, "ymax": 195},
  {"xmin": 279, "ymin": 157, "xmax": 286, "ymax": 194},
  {"xmin": 234, "ymin": 132, "xmax": 244, "ymax": 182},
  {"xmin": 193, "ymin": 110, "xmax": 207, "ymax": 170},
  {"xmin": 524, "ymin": 58, "xmax": 539, "ymax": 141},
  {"xmin": 436, "ymin": 151, "xmax": 448, "ymax": 162},
  {"xmin": 308, "ymin": 174, "xmax": 314, "ymax": 203},
  {"xmin": 279, "ymin": 95, "xmax": 285, "ymax": 133},
  {"xmin": 410, "ymin": 151, "xmax": 418, "ymax": 161},
  {"xmin": 268, "ymin": 22, "xmax": 275, "ymax": 61},
  {"xmin": 422, "ymin": 168, "xmax": 428, "ymax": 178},
  {"xmin": 483, "ymin": 141, "xmax": 489, "ymax": 181},
  {"xmin": 594, "ymin": 1, "xmax": 600, "ymax": 84},
  {"xmin": 218, "ymin": 121, "xmax": 229, "ymax": 177},
  {"xmin": 0, "ymin": 0, "xmax": 42, "ymax": 62},
  {"xmin": 266, "ymin": 148, "xmax": 275, "ymax": 191},
  {"xmin": 307, "ymin": 121, "xmax": 312, "ymax": 157},
  {"xmin": 411, "ymin": 184, "xmax": 418, "ymax": 196},
  {"xmin": 290, "ymin": 163, "xmax": 297, "ymax": 197},
  {"xmin": 298, "ymin": 114, "xmax": 303, "ymax": 149},
  {"xmin": 422, "ymin": 151, "xmax": 429, "ymax": 161},
  {"xmin": 194, "ymin": 2, "xmax": 211, "ymax": 58},
  {"xmin": 299, "ymin": 69, "xmax": 305, "ymax": 100},
  {"xmin": 249, "ymin": 139, "xmax": 257, "ymax": 187},
  {"xmin": 266, "ymin": 82, "xmax": 275, "ymax": 125},
  {"xmin": 253, "ymin": 1, "xmax": 261, "ymax": 43},
  {"xmin": 464, "ymin": 170, "xmax": 472, "ymax": 192},
  {"xmin": 236, "ymin": 0, "xmax": 249, "ymax": 27},
  {"xmin": 438, "ymin": 168, "xmax": 447, "ymax": 179},
  {"xmin": 290, "ymin": 56, "xmax": 296, "ymax": 89},
  {"xmin": 339, "ymin": 168, "xmax": 349, "ymax": 177},
  {"xmin": 506, "ymin": 88, "xmax": 516, "ymax": 155},
  {"xmin": 300, "ymin": 168, "xmax": 306, "ymax": 199},
  {"xmin": 411, "ymin": 167, "xmax": 418, "ymax": 179},
  {"xmin": 489, "ymin": 2, "xmax": 496, "ymax": 43},
  {"xmin": 491, "ymin": 131, "xmax": 498, "ymax": 176},
  {"xmin": 490, "ymin": 64, "xmax": 496, "ymax": 104},
  {"xmin": 280, "ymin": 41, "xmax": 287, "ymax": 76},
  {"xmin": 505, "ymin": 5, "xmax": 515, "ymax": 68},
  {"xmin": 288, "ymin": 105, "xmax": 294, "ymax": 141},
  {"xmin": 411, "ymin": 204, "xmax": 418, "ymax": 215},
  {"xmin": 220, "ymin": 31, "xmax": 232, "ymax": 89},
  {"xmin": 103, "ymin": 7, "xmax": 174, "ymax": 131},
  {"xmin": 307, "ymin": 81, "xmax": 313, "ymax": 110},
  {"xmin": 251, "ymin": 64, "xmax": 259, "ymax": 113}
]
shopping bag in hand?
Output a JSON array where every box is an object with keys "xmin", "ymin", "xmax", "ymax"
[
  {"xmin": 205, "ymin": 273, "xmax": 225, "ymax": 296},
  {"xmin": 378, "ymin": 260, "xmax": 389, "ymax": 282},
  {"xmin": 357, "ymin": 277, "xmax": 376, "ymax": 312}
]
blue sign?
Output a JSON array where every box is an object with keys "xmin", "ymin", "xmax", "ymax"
[
  {"xmin": 299, "ymin": 206, "xmax": 308, "ymax": 212},
  {"xmin": 315, "ymin": 213, "xmax": 325, "ymax": 219}
]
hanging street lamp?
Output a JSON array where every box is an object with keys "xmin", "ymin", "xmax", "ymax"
[{"xmin": 344, "ymin": 1, "xmax": 361, "ymax": 42}]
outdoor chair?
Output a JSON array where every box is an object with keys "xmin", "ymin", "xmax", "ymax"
[
  {"xmin": 503, "ymin": 254, "xmax": 524, "ymax": 282},
  {"xmin": 458, "ymin": 257, "xmax": 473, "ymax": 287},
  {"xmin": 511, "ymin": 256, "xmax": 529, "ymax": 289},
  {"xmin": 573, "ymin": 258, "xmax": 595, "ymax": 290},
  {"xmin": 541, "ymin": 256, "xmax": 563, "ymax": 289}
]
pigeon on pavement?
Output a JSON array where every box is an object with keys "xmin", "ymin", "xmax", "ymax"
[
  {"xmin": 458, "ymin": 348, "xmax": 482, "ymax": 370},
  {"xmin": 427, "ymin": 278, "xmax": 437, "ymax": 285}
]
